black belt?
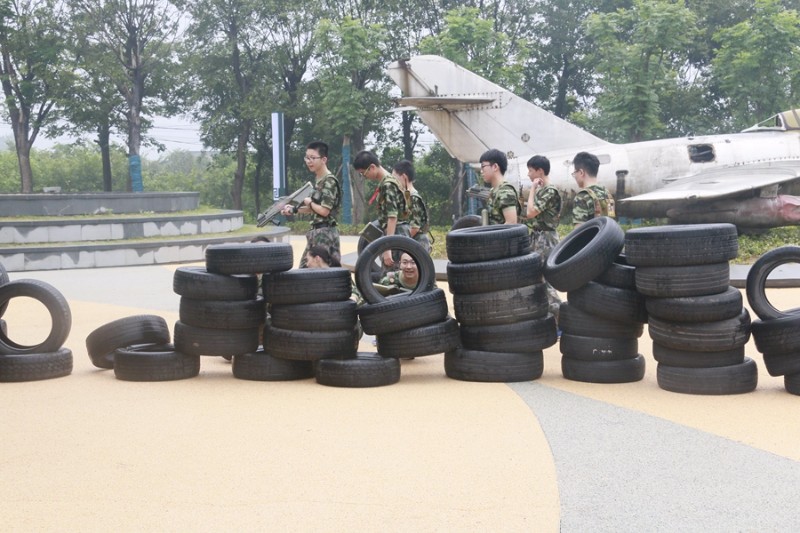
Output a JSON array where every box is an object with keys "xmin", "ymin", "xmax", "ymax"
[{"xmin": 312, "ymin": 222, "xmax": 336, "ymax": 229}]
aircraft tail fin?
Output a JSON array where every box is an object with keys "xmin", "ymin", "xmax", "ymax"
[{"xmin": 387, "ymin": 55, "xmax": 607, "ymax": 162}]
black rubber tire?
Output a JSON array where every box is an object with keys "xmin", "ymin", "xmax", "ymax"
[
  {"xmin": 358, "ymin": 288, "xmax": 448, "ymax": 335},
  {"xmin": 657, "ymin": 358, "xmax": 758, "ymax": 395},
  {"xmin": 761, "ymin": 352, "xmax": 800, "ymax": 378},
  {"xmin": 567, "ymin": 281, "xmax": 647, "ymax": 324},
  {"xmin": 376, "ymin": 317, "xmax": 461, "ymax": 358},
  {"xmin": 559, "ymin": 334, "xmax": 639, "ymax": 361},
  {"xmin": 86, "ymin": 315, "xmax": 171, "ymax": 369},
  {"xmin": 446, "ymin": 224, "xmax": 531, "ymax": 264},
  {"xmin": 179, "ymin": 297, "xmax": 266, "ymax": 329},
  {"xmin": 0, "ymin": 347, "xmax": 73, "ymax": 382},
  {"xmin": 113, "ymin": 344, "xmax": 201, "ymax": 382},
  {"xmin": 446, "ymin": 253, "xmax": 543, "ymax": 294},
  {"xmin": 174, "ymin": 320, "xmax": 259, "ymax": 357},
  {"xmin": 0, "ymin": 261, "xmax": 9, "ymax": 317},
  {"xmin": 544, "ymin": 216, "xmax": 624, "ymax": 292},
  {"xmin": 652, "ymin": 343, "xmax": 745, "ymax": 368},
  {"xmin": 453, "ymin": 283, "xmax": 548, "ymax": 326},
  {"xmin": 0, "ymin": 279, "xmax": 72, "ymax": 356},
  {"xmin": 232, "ymin": 348, "xmax": 314, "ymax": 381},
  {"xmin": 460, "ymin": 315, "xmax": 557, "ymax": 353},
  {"xmin": 270, "ymin": 300, "xmax": 357, "ymax": 332},
  {"xmin": 355, "ymin": 235, "xmax": 436, "ymax": 304},
  {"xmin": 558, "ymin": 302, "xmax": 644, "ymax": 339},
  {"xmin": 634, "ymin": 263, "xmax": 730, "ymax": 298},
  {"xmin": 595, "ymin": 254, "xmax": 636, "ymax": 290},
  {"xmin": 745, "ymin": 245, "xmax": 800, "ymax": 320},
  {"xmin": 450, "ymin": 215, "xmax": 483, "ymax": 230},
  {"xmin": 784, "ymin": 372, "xmax": 800, "ymax": 396},
  {"xmin": 645, "ymin": 286, "xmax": 743, "ymax": 323},
  {"xmin": 561, "ymin": 353, "xmax": 646, "ymax": 384},
  {"xmin": 173, "ymin": 266, "xmax": 258, "ymax": 301},
  {"xmin": 315, "ymin": 353, "xmax": 401, "ymax": 387},
  {"xmin": 264, "ymin": 326, "xmax": 356, "ymax": 361},
  {"xmin": 444, "ymin": 348, "xmax": 544, "ymax": 382},
  {"xmin": 749, "ymin": 315, "xmax": 800, "ymax": 356},
  {"xmin": 206, "ymin": 242, "xmax": 293, "ymax": 275},
  {"xmin": 648, "ymin": 309, "xmax": 751, "ymax": 352},
  {"xmin": 624, "ymin": 223, "xmax": 739, "ymax": 267},
  {"xmin": 264, "ymin": 268, "xmax": 353, "ymax": 305}
]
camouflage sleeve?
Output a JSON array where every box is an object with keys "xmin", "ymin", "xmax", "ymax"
[
  {"xmin": 533, "ymin": 186, "xmax": 558, "ymax": 213},
  {"xmin": 317, "ymin": 175, "xmax": 339, "ymax": 210},
  {"xmin": 572, "ymin": 190, "xmax": 594, "ymax": 224},
  {"xmin": 408, "ymin": 194, "xmax": 427, "ymax": 230},
  {"xmin": 378, "ymin": 271, "xmax": 401, "ymax": 288},
  {"xmin": 495, "ymin": 185, "xmax": 519, "ymax": 213},
  {"xmin": 380, "ymin": 181, "xmax": 403, "ymax": 219}
]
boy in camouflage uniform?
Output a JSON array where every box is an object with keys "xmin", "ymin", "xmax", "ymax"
[
  {"xmin": 282, "ymin": 141, "xmax": 342, "ymax": 268},
  {"xmin": 392, "ymin": 160, "xmax": 431, "ymax": 253},
  {"xmin": 479, "ymin": 148, "xmax": 519, "ymax": 225},
  {"xmin": 353, "ymin": 150, "xmax": 410, "ymax": 268},
  {"xmin": 571, "ymin": 151, "xmax": 614, "ymax": 226},
  {"xmin": 524, "ymin": 155, "xmax": 562, "ymax": 320}
]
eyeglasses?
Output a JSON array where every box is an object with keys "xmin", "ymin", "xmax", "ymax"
[
  {"xmin": 571, "ymin": 169, "xmax": 581, "ymax": 177},
  {"xmin": 399, "ymin": 260, "xmax": 416, "ymax": 267},
  {"xmin": 480, "ymin": 163, "xmax": 492, "ymax": 170},
  {"xmin": 304, "ymin": 155, "xmax": 322, "ymax": 162},
  {"xmin": 357, "ymin": 164, "xmax": 373, "ymax": 177}
]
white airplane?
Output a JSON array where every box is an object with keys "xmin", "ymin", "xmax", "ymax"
[{"xmin": 386, "ymin": 55, "xmax": 800, "ymax": 229}]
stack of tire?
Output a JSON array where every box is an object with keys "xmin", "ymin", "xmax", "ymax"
[
  {"xmin": 0, "ymin": 275, "xmax": 73, "ymax": 382},
  {"xmin": 444, "ymin": 224, "xmax": 556, "ymax": 382},
  {"xmin": 544, "ymin": 217, "xmax": 647, "ymax": 384},
  {"xmin": 263, "ymin": 265, "xmax": 360, "ymax": 384},
  {"xmin": 624, "ymin": 223, "xmax": 756, "ymax": 395},
  {"xmin": 746, "ymin": 246, "xmax": 800, "ymax": 396},
  {"xmin": 348, "ymin": 235, "xmax": 456, "ymax": 386}
]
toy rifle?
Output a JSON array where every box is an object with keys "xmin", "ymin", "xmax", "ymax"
[{"xmin": 256, "ymin": 181, "xmax": 315, "ymax": 227}]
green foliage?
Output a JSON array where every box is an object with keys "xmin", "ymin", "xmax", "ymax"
[{"xmin": 737, "ymin": 227, "xmax": 800, "ymax": 263}]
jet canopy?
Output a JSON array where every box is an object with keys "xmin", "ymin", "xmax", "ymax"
[{"xmin": 742, "ymin": 109, "xmax": 800, "ymax": 132}]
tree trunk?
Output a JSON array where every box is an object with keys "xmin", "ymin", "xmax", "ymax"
[
  {"xmin": 16, "ymin": 142, "xmax": 33, "ymax": 194},
  {"xmin": 232, "ymin": 119, "xmax": 252, "ymax": 210},
  {"xmin": 97, "ymin": 122, "xmax": 113, "ymax": 191},
  {"xmin": 402, "ymin": 111, "xmax": 415, "ymax": 161},
  {"xmin": 450, "ymin": 160, "xmax": 465, "ymax": 221}
]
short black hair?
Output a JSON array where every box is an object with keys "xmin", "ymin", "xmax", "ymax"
[
  {"xmin": 307, "ymin": 245, "xmax": 341, "ymax": 267},
  {"xmin": 392, "ymin": 159, "xmax": 415, "ymax": 182},
  {"xmin": 353, "ymin": 150, "xmax": 381, "ymax": 171},
  {"xmin": 479, "ymin": 148, "xmax": 508, "ymax": 174},
  {"xmin": 250, "ymin": 235, "xmax": 271, "ymax": 243},
  {"xmin": 526, "ymin": 155, "xmax": 550, "ymax": 175},
  {"xmin": 307, "ymin": 141, "xmax": 328, "ymax": 158},
  {"xmin": 573, "ymin": 151, "xmax": 600, "ymax": 177}
]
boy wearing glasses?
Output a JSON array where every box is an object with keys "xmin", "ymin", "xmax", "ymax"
[
  {"xmin": 392, "ymin": 159, "xmax": 431, "ymax": 253},
  {"xmin": 571, "ymin": 151, "xmax": 614, "ymax": 226},
  {"xmin": 479, "ymin": 148, "xmax": 520, "ymax": 224},
  {"xmin": 282, "ymin": 141, "xmax": 342, "ymax": 268}
]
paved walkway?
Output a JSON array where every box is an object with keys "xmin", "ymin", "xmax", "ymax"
[{"xmin": 1, "ymin": 236, "xmax": 799, "ymax": 531}]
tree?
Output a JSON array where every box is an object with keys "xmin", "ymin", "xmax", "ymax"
[{"xmin": 0, "ymin": 0, "xmax": 73, "ymax": 193}]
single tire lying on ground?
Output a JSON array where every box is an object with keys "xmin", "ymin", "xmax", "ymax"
[
  {"xmin": 559, "ymin": 334, "xmax": 639, "ymax": 361},
  {"xmin": 358, "ymin": 288, "xmax": 448, "ymax": 335},
  {"xmin": 172, "ymin": 266, "xmax": 258, "ymax": 301},
  {"xmin": 232, "ymin": 348, "xmax": 314, "ymax": 381},
  {"xmin": 746, "ymin": 245, "xmax": 800, "ymax": 320},
  {"xmin": 205, "ymin": 242, "xmax": 293, "ymax": 275},
  {"xmin": 446, "ymin": 224, "xmax": 530, "ymax": 264},
  {"xmin": 656, "ymin": 357, "xmax": 758, "ymax": 395},
  {"xmin": 355, "ymin": 235, "xmax": 436, "ymax": 304},
  {"xmin": 86, "ymin": 314, "xmax": 170, "ymax": 369},
  {"xmin": 561, "ymin": 353, "xmax": 645, "ymax": 384},
  {"xmin": 444, "ymin": 348, "xmax": 543, "ymax": 382},
  {"xmin": 750, "ymin": 314, "xmax": 800, "ymax": 356},
  {"xmin": 315, "ymin": 353, "xmax": 401, "ymax": 388},
  {"xmin": 113, "ymin": 343, "xmax": 200, "ymax": 382},
  {"xmin": 624, "ymin": 223, "xmax": 738, "ymax": 267},
  {"xmin": 785, "ymin": 372, "xmax": 800, "ymax": 396},
  {"xmin": 0, "ymin": 279, "xmax": 72, "ymax": 356},
  {"xmin": 0, "ymin": 347, "xmax": 73, "ymax": 382}
]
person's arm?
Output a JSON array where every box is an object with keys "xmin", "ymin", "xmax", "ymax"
[
  {"xmin": 300, "ymin": 196, "xmax": 330, "ymax": 217},
  {"xmin": 527, "ymin": 180, "xmax": 542, "ymax": 218},
  {"xmin": 382, "ymin": 216, "xmax": 398, "ymax": 267},
  {"xmin": 502, "ymin": 207, "xmax": 517, "ymax": 224}
]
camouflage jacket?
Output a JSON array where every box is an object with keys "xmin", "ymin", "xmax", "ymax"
[
  {"xmin": 573, "ymin": 184, "xmax": 613, "ymax": 224},
  {"xmin": 408, "ymin": 190, "xmax": 430, "ymax": 234},
  {"xmin": 525, "ymin": 184, "xmax": 562, "ymax": 231},
  {"xmin": 487, "ymin": 181, "xmax": 521, "ymax": 225},
  {"xmin": 310, "ymin": 172, "xmax": 341, "ymax": 225},
  {"xmin": 377, "ymin": 174, "xmax": 409, "ymax": 229}
]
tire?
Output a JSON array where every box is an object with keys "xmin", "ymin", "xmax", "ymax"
[
  {"xmin": 746, "ymin": 246, "xmax": 800, "ymax": 320},
  {"xmin": 450, "ymin": 215, "xmax": 482, "ymax": 230},
  {"xmin": 544, "ymin": 216, "xmax": 624, "ymax": 292},
  {"xmin": 761, "ymin": 352, "xmax": 800, "ymax": 378},
  {"xmin": 86, "ymin": 315, "xmax": 171, "ymax": 369},
  {"xmin": 174, "ymin": 320, "xmax": 259, "ymax": 357},
  {"xmin": 173, "ymin": 266, "xmax": 258, "ymax": 301},
  {"xmin": 558, "ymin": 302, "xmax": 644, "ymax": 339},
  {"xmin": 656, "ymin": 358, "xmax": 758, "ymax": 395},
  {"xmin": 785, "ymin": 372, "xmax": 800, "ymax": 396},
  {"xmin": 315, "ymin": 353, "xmax": 401, "ymax": 387},
  {"xmin": 453, "ymin": 283, "xmax": 548, "ymax": 326},
  {"xmin": 376, "ymin": 317, "xmax": 461, "ymax": 358},
  {"xmin": 749, "ymin": 315, "xmax": 800, "ymax": 356},
  {"xmin": 645, "ymin": 286, "xmax": 743, "ymax": 323},
  {"xmin": 358, "ymin": 289, "xmax": 448, "ymax": 335},
  {"xmin": 446, "ymin": 253, "xmax": 543, "ymax": 294},
  {"xmin": 624, "ymin": 223, "xmax": 739, "ymax": 267},
  {"xmin": 0, "ymin": 279, "xmax": 72, "ymax": 356},
  {"xmin": 559, "ymin": 334, "xmax": 639, "ymax": 361},
  {"xmin": 459, "ymin": 315, "xmax": 557, "ymax": 353},
  {"xmin": 652, "ymin": 343, "xmax": 745, "ymax": 368},
  {"xmin": 264, "ymin": 326, "xmax": 356, "ymax": 361},
  {"xmin": 0, "ymin": 261, "xmax": 9, "ymax": 317},
  {"xmin": 648, "ymin": 309, "xmax": 751, "ymax": 352},
  {"xmin": 444, "ymin": 348, "xmax": 544, "ymax": 382},
  {"xmin": 567, "ymin": 281, "xmax": 647, "ymax": 324},
  {"xmin": 113, "ymin": 344, "xmax": 201, "ymax": 382},
  {"xmin": 179, "ymin": 297, "xmax": 266, "ymax": 329},
  {"xmin": 446, "ymin": 224, "xmax": 531, "ymax": 264},
  {"xmin": 355, "ymin": 236, "xmax": 436, "ymax": 304},
  {"xmin": 0, "ymin": 347, "xmax": 73, "ymax": 382},
  {"xmin": 270, "ymin": 300, "xmax": 357, "ymax": 332},
  {"xmin": 264, "ymin": 268, "xmax": 353, "ymax": 305},
  {"xmin": 634, "ymin": 263, "xmax": 730, "ymax": 298},
  {"xmin": 561, "ymin": 353, "xmax": 645, "ymax": 384},
  {"xmin": 595, "ymin": 254, "xmax": 636, "ymax": 290},
  {"xmin": 232, "ymin": 348, "xmax": 314, "ymax": 381},
  {"xmin": 205, "ymin": 242, "xmax": 293, "ymax": 275}
]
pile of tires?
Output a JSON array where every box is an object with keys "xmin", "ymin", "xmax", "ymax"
[
  {"xmin": 545, "ymin": 217, "xmax": 646, "ymax": 383},
  {"xmin": 0, "ymin": 274, "xmax": 73, "ymax": 382},
  {"xmin": 746, "ymin": 246, "xmax": 800, "ymax": 396},
  {"xmin": 444, "ymin": 224, "xmax": 555, "ymax": 382},
  {"xmin": 349, "ymin": 236, "xmax": 455, "ymax": 386},
  {"xmin": 626, "ymin": 223, "xmax": 757, "ymax": 395}
]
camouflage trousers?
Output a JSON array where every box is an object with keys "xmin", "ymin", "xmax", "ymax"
[
  {"xmin": 531, "ymin": 229, "xmax": 562, "ymax": 323},
  {"xmin": 414, "ymin": 232, "xmax": 432, "ymax": 254},
  {"xmin": 299, "ymin": 225, "xmax": 341, "ymax": 268}
]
